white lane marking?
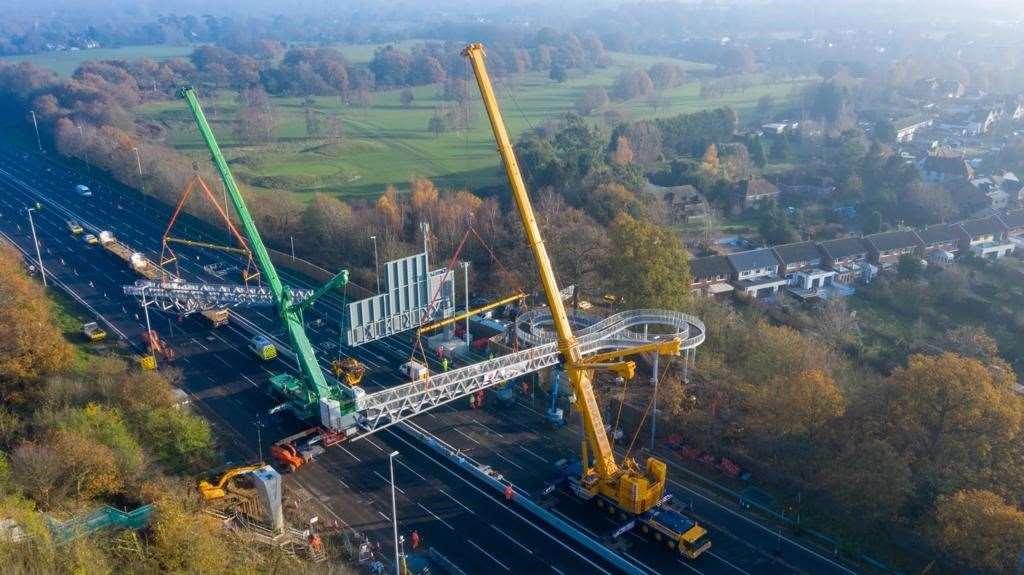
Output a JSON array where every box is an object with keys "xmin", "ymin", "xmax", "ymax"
[
  {"xmin": 418, "ymin": 502, "xmax": 454, "ymax": 530},
  {"xmin": 518, "ymin": 445, "xmax": 549, "ymax": 463},
  {"xmin": 364, "ymin": 436, "xmax": 386, "ymax": 453},
  {"xmin": 493, "ymin": 451, "xmax": 525, "ymax": 471},
  {"xmin": 377, "ymin": 510, "xmax": 390, "ymax": 522},
  {"xmin": 453, "ymin": 428, "xmax": 481, "ymax": 445},
  {"xmin": 338, "ymin": 446, "xmax": 362, "ymax": 462},
  {"xmin": 489, "ymin": 523, "xmax": 534, "ymax": 554},
  {"xmin": 396, "ymin": 460, "xmax": 427, "ymax": 482},
  {"xmin": 387, "ymin": 429, "xmax": 616, "ymax": 575},
  {"xmin": 467, "ymin": 539, "xmax": 511, "ymax": 572},
  {"xmin": 242, "ymin": 374, "xmax": 257, "ymax": 387},
  {"xmin": 438, "ymin": 489, "xmax": 475, "ymax": 515},
  {"xmin": 708, "ymin": 551, "xmax": 753, "ymax": 575},
  {"xmin": 372, "ymin": 470, "xmax": 406, "ymax": 494},
  {"xmin": 191, "ymin": 337, "xmax": 209, "ymax": 351},
  {"xmin": 473, "ymin": 420, "xmax": 505, "ymax": 438}
]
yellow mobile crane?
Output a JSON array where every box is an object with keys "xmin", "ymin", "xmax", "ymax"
[{"xmin": 463, "ymin": 43, "xmax": 710, "ymax": 559}]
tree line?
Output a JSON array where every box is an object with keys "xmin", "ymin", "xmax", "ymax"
[{"xmin": 0, "ymin": 243, "xmax": 335, "ymax": 573}]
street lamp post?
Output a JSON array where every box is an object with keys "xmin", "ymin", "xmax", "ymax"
[
  {"xmin": 650, "ymin": 353, "xmax": 659, "ymax": 452},
  {"xmin": 388, "ymin": 450, "xmax": 401, "ymax": 575},
  {"xmin": 254, "ymin": 415, "xmax": 264, "ymax": 463},
  {"xmin": 371, "ymin": 235, "xmax": 380, "ymax": 294},
  {"xmin": 141, "ymin": 285, "xmax": 156, "ymax": 369},
  {"xmin": 26, "ymin": 208, "xmax": 46, "ymax": 287},
  {"xmin": 461, "ymin": 261, "xmax": 470, "ymax": 345},
  {"xmin": 29, "ymin": 110, "xmax": 42, "ymax": 152},
  {"xmin": 131, "ymin": 146, "xmax": 145, "ymax": 193},
  {"xmin": 290, "ymin": 236, "xmax": 295, "ymax": 260},
  {"xmin": 77, "ymin": 124, "xmax": 91, "ymax": 173}
]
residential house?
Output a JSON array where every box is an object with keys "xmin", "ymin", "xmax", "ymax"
[
  {"xmin": 864, "ymin": 230, "xmax": 924, "ymax": 269},
  {"xmin": 772, "ymin": 241, "xmax": 836, "ymax": 296},
  {"xmin": 958, "ymin": 216, "xmax": 1014, "ymax": 258},
  {"xmin": 689, "ymin": 255, "xmax": 734, "ymax": 296},
  {"xmin": 939, "ymin": 79, "xmax": 966, "ymax": 99},
  {"xmin": 761, "ymin": 121, "xmax": 798, "ymax": 135},
  {"xmin": 970, "ymin": 176, "xmax": 1010, "ymax": 211},
  {"xmin": 893, "ymin": 116, "xmax": 933, "ymax": 143},
  {"xmin": 818, "ymin": 237, "xmax": 874, "ymax": 284},
  {"xmin": 921, "ymin": 155, "xmax": 974, "ymax": 184},
  {"xmin": 997, "ymin": 209, "xmax": 1024, "ymax": 249},
  {"xmin": 726, "ymin": 249, "xmax": 787, "ymax": 298},
  {"xmin": 740, "ymin": 178, "xmax": 781, "ymax": 208},
  {"xmin": 913, "ymin": 77, "xmax": 964, "ymax": 99},
  {"xmin": 1000, "ymin": 172, "xmax": 1024, "ymax": 207},
  {"xmin": 917, "ymin": 223, "xmax": 963, "ymax": 263}
]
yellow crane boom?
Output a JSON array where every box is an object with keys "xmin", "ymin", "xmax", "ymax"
[
  {"xmin": 463, "ymin": 43, "xmax": 674, "ymax": 515},
  {"xmin": 416, "ymin": 292, "xmax": 524, "ymax": 335}
]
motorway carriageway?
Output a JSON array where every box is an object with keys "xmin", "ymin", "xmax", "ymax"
[
  {"xmin": 0, "ymin": 142, "xmax": 862, "ymax": 575},
  {"xmin": 0, "ymin": 147, "xmax": 628, "ymax": 575}
]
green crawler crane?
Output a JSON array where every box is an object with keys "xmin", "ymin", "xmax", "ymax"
[{"xmin": 179, "ymin": 86, "xmax": 362, "ymax": 433}]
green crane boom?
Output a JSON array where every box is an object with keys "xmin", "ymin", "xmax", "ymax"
[{"xmin": 179, "ymin": 87, "xmax": 358, "ymax": 428}]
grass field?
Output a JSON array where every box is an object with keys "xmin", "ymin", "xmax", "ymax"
[
  {"xmin": 0, "ymin": 44, "xmax": 195, "ymax": 77},
  {"xmin": 137, "ymin": 48, "xmax": 812, "ymax": 200}
]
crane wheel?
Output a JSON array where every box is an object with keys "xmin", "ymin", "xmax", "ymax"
[
  {"xmin": 595, "ymin": 499, "xmax": 604, "ymax": 508},
  {"xmin": 654, "ymin": 532, "xmax": 662, "ymax": 541},
  {"xmin": 606, "ymin": 504, "xmax": 616, "ymax": 515},
  {"xmin": 641, "ymin": 525, "xmax": 649, "ymax": 534},
  {"xmin": 667, "ymin": 540, "xmax": 676, "ymax": 550}
]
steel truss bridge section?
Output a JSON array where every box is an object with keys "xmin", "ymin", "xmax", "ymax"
[
  {"xmin": 352, "ymin": 309, "xmax": 705, "ymax": 438},
  {"xmin": 123, "ymin": 280, "xmax": 314, "ymax": 315}
]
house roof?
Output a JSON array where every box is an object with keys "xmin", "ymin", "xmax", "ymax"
[
  {"xmin": 959, "ymin": 216, "xmax": 1006, "ymax": 238},
  {"xmin": 689, "ymin": 255, "xmax": 732, "ymax": 281},
  {"xmin": 818, "ymin": 237, "xmax": 870, "ymax": 260},
  {"xmin": 741, "ymin": 178, "xmax": 780, "ymax": 199},
  {"xmin": 864, "ymin": 230, "xmax": 923, "ymax": 252},
  {"xmin": 893, "ymin": 115, "xmax": 931, "ymax": 131},
  {"xmin": 922, "ymin": 155, "xmax": 971, "ymax": 177},
  {"xmin": 726, "ymin": 248, "xmax": 779, "ymax": 272},
  {"xmin": 916, "ymin": 223, "xmax": 962, "ymax": 245},
  {"xmin": 772, "ymin": 241, "xmax": 823, "ymax": 265},
  {"xmin": 998, "ymin": 210, "xmax": 1024, "ymax": 230}
]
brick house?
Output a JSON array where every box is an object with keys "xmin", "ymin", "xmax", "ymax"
[
  {"xmin": 916, "ymin": 223, "xmax": 963, "ymax": 263},
  {"xmin": 959, "ymin": 216, "xmax": 1014, "ymax": 258},
  {"xmin": 772, "ymin": 241, "xmax": 836, "ymax": 293},
  {"xmin": 920, "ymin": 155, "xmax": 974, "ymax": 184},
  {"xmin": 726, "ymin": 249, "xmax": 787, "ymax": 298},
  {"xmin": 740, "ymin": 178, "xmax": 781, "ymax": 208},
  {"xmin": 863, "ymin": 230, "xmax": 924, "ymax": 270},
  {"xmin": 689, "ymin": 255, "xmax": 734, "ymax": 296},
  {"xmin": 818, "ymin": 237, "xmax": 874, "ymax": 284}
]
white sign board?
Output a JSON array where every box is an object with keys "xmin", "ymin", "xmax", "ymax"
[{"xmin": 345, "ymin": 251, "xmax": 455, "ymax": 346}]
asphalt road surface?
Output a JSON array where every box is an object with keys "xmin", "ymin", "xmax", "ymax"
[{"xmin": 0, "ymin": 142, "xmax": 861, "ymax": 575}]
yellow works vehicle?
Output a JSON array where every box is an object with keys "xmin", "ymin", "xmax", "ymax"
[
  {"xmin": 67, "ymin": 220, "xmax": 83, "ymax": 234},
  {"xmin": 331, "ymin": 357, "xmax": 366, "ymax": 386},
  {"xmin": 248, "ymin": 335, "xmax": 277, "ymax": 361},
  {"xmin": 81, "ymin": 322, "xmax": 107, "ymax": 342},
  {"xmin": 197, "ymin": 464, "xmax": 264, "ymax": 500},
  {"xmin": 83, "ymin": 233, "xmax": 99, "ymax": 245}
]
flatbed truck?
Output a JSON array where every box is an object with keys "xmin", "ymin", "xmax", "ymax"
[{"xmin": 98, "ymin": 231, "xmax": 161, "ymax": 280}]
